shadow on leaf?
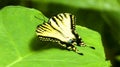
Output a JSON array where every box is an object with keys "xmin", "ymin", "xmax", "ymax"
[{"xmin": 30, "ymin": 36, "xmax": 65, "ymax": 52}]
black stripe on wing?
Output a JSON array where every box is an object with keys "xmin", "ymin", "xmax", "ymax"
[
  {"xmin": 36, "ymin": 23, "xmax": 51, "ymax": 33},
  {"xmin": 48, "ymin": 22, "xmax": 63, "ymax": 36},
  {"xmin": 69, "ymin": 14, "xmax": 75, "ymax": 30},
  {"xmin": 59, "ymin": 13, "xmax": 75, "ymax": 30},
  {"xmin": 51, "ymin": 17, "xmax": 60, "ymax": 27},
  {"xmin": 58, "ymin": 14, "xmax": 64, "ymax": 19},
  {"xmin": 36, "ymin": 24, "xmax": 45, "ymax": 33},
  {"xmin": 56, "ymin": 15, "xmax": 62, "ymax": 21},
  {"xmin": 36, "ymin": 21, "xmax": 64, "ymax": 40},
  {"xmin": 63, "ymin": 13, "xmax": 67, "ymax": 18},
  {"xmin": 36, "ymin": 23, "xmax": 61, "ymax": 42}
]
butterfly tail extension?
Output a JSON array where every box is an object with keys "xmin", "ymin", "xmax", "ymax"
[{"xmin": 84, "ymin": 44, "xmax": 95, "ymax": 50}]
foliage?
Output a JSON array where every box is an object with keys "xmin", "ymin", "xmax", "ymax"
[
  {"xmin": 0, "ymin": 0, "xmax": 120, "ymax": 67},
  {"xmin": 0, "ymin": 6, "xmax": 110, "ymax": 67}
]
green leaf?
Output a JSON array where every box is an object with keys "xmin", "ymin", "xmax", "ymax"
[{"xmin": 0, "ymin": 6, "xmax": 110, "ymax": 67}]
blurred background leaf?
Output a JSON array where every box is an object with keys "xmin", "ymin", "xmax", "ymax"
[{"xmin": 0, "ymin": 0, "xmax": 120, "ymax": 67}]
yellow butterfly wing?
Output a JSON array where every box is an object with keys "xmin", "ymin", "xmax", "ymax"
[{"xmin": 36, "ymin": 13, "xmax": 76, "ymax": 42}]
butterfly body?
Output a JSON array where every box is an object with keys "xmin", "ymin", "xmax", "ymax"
[{"xmin": 36, "ymin": 13, "xmax": 94, "ymax": 55}]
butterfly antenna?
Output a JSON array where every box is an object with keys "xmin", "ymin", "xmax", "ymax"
[{"xmin": 34, "ymin": 16, "xmax": 46, "ymax": 22}]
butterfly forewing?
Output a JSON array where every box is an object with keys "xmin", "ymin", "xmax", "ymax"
[
  {"xmin": 36, "ymin": 23, "xmax": 65, "ymax": 41},
  {"xmin": 36, "ymin": 13, "xmax": 76, "ymax": 42}
]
